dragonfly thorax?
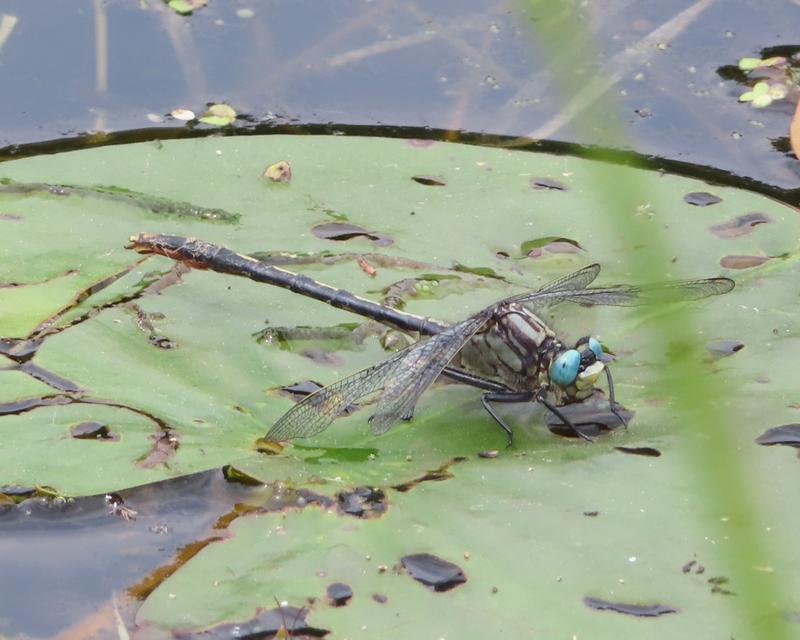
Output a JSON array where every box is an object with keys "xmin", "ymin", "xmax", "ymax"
[{"xmin": 458, "ymin": 303, "xmax": 562, "ymax": 392}]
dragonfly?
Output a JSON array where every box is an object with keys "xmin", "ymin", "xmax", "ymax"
[
  {"xmin": 264, "ymin": 263, "xmax": 734, "ymax": 444},
  {"xmin": 126, "ymin": 234, "xmax": 735, "ymax": 445}
]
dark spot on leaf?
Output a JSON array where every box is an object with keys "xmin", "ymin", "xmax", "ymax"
[
  {"xmin": 709, "ymin": 212, "xmax": 772, "ymax": 238},
  {"xmin": 521, "ymin": 236, "xmax": 583, "ymax": 257},
  {"xmin": 478, "ymin": 450, "xmax": 499, "ymax": 458},
  {"xmin": 327, "ymin": 582, "xmax": 353, "ymax": 607},
  {"xmin": 337, "ymin": 486, "xmax": 387, "ymax": 518},
  {"xmin": 756, "ymin": 424, "xmax": 800, "ymax": 448},
  {"xmin": 70, "ymin": 421, "xmax": 119, "ymax": 441},
  {"xmin": 372, "ymin": 593, "xmax": 388, "ymax": 603},
  {"xmin": 495, "ymin": 251, "xmax": 510, "ymax": 259},
  {"xmin": 708, "ymin": 575, "xmax": 735, "ymax": 595},
  {"xmin": 401, "ymin": 553, "xmax": 467, "ymax": 592},
  {"xmin": 392, "ymin": 460, "xmax": 459, "ymax": 492},
  {"xmin": 584, "ymin": 597, "xmax": 679, "ymax": 617},
  {"xmin": 171, "ymin": 605, "xmax": 324, "ymax": 639},
  {"xmin": 720, "ymin": 255, "xmax": 770, "ymax": 269},
  {"xmin": 682, "ymin": 559, "xmax": 705, "ymax": 574},
  {"xmin": 412, "ymin": 175, "xmax": 446, "ymax": 186},
  {"xmin": 583, "ymin": 511, "xmax": 599, "ymax": 517},
  {"xmin": 0, "ymin": 213, "xmax": 21, "ymax": 221},
  {"xmin": 311, "ymin": 222, "xmax": 393, "ymax": 246},
  {"xmin": 706, "ymin": 340, "xmax": 744, "ymax": 356},
  {"xmin": 149, "ymin": 334, "xmax": 177, "ymax": 349},
  {"xmin": 615, "ymin": 446, "xmax": 661, "ymax": 457},
  {"xmin": 684, "ymin": 191, "xmax": 722, "ymax": 206},
  {"xmin": 530, "ymin": 177, "xmax": 568, "ymax": 191}
]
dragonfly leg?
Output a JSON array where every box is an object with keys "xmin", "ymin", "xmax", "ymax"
[
  {"xmin": 536, "ymin": 393, "xmax": 594, "ymax": 443},
  {"xmin": 603, "ymin": 366, "xmax": 628, "ymax": 429},
  {"xmin": 481, "ymin": 391, "xmax": 535, "ymax": 447}
]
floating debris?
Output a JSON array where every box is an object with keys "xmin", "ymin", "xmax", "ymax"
[{"xmin": 262, "ymin": 160, "xmax": 292, "ymax": 183}]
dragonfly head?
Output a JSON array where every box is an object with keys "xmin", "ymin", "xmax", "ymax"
[{"xmin": 550, "ymin": 336, "xmax": 605, "ymax": 398}]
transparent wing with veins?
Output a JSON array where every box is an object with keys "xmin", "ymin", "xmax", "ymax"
[{"xmin": 266, "ymin": 313, "xmax": 489, "ymax": 440}]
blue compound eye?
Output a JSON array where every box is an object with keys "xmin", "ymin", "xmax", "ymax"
[
  {"xmin": 588, "ymin": 337, "xmax": 603, "ymax": 359},
  {"xmin": 551, "ymin": 349, "xmax": 580, "ymax": 387}
]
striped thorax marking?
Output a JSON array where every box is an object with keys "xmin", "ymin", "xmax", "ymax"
[{"xmin": 459, "ymin": 303, "xmax": 561, "ymax": 391}]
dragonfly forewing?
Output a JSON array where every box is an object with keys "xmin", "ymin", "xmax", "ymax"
[
  {"xmin": 267, "ymin": 313, "xmax": 490, "ymax": 440},
  {"xmin": 512, "ymin": 276, "xmax": 734, "ymax": 309}
]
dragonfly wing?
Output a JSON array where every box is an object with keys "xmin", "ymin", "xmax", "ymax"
[
  {"xmin": 509, "ymin": 277, "xmax": 734, "ymax": 308},
  {"xmin": 535, "ymin": 263, "xmax": 601, "ymax": 293},
  {"xmin": 266, "ymin": 348, "xmax": 409, "ymax": 441},
  {"xmin": 369, "ymin": 314, "xmax": 490, "ymax": 434},
  {"xmin": 521, "ymin": 263, "xmax": 601, "ymax": 312},
  {"xmin": 267, "ymin": 312, "xmax": 491, "ymax": 440}
]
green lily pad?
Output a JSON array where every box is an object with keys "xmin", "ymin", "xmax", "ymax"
[{"xmin": 1, "ymin": 135, "xmax": 798, "ymax": 635}]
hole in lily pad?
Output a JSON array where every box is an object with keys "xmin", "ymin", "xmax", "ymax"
[
  {"xmin": 709, "ymin": 212, "xmax": 772, "ymax": 238},
  {"xmin": 400, "ymin": 553, "xmax": 467, "ymax": 592},
  {"xmin": 615, "ymin": 446, "xmax": 661, "ymax": 457},
  {"xmin": 327, "ymin": 582, "xmax": 353, "ymax": 607},
  {"xmin": 706, "ymin": 340, "xmax": 744, "ymax": 357},
  {"xmin": 337, "ymin": 486, "xmax": 387, "ymax": 518},
  {"xmin": 311, "ymin": 222, "xmax": 393, "ymax": 246},
  {"xmin": 69, "ymin": 421, "xmax": 119, "ymax": 441},
  {"xmin": 755, "ymin": 424, "xmax": 800, "ymax": 448},
  {"xmin": 530, "ymin": 177, "xmax": 568, "ymax": 191},
  {"xmin": 684, "ymin": 191, "xmax": 722, "ymax": 206},
  {"xmin": 411, "ymin": 175, "xmax": 446, "ymax": 186},
  {"xmin": 584, "ymin": 597, "xmax": 679, "ymax": 617},
  {"xmin": 720, "ymin": 255, "xmax": 770, "ymax": 269}
]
